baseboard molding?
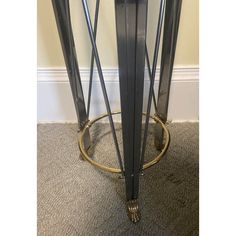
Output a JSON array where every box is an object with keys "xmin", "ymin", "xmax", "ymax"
[{"xmin": 37, "ymin": 66, "xmax": 199, "ymax": 123}]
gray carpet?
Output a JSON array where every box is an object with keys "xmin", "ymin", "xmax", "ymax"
[{"xmin": 38, "ymin": 122, "xmax": 199, "ymax": 236}]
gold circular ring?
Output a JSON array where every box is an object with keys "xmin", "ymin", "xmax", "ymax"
[{"xmin": 78, "ymin": 111, "xmax": 170, "ymax": 174}]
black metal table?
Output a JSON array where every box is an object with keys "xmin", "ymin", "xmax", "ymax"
[{"xmin": 52, "ymin": 0, "xmax": 182, "ymax": 223}]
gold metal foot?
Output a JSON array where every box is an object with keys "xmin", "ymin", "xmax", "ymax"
[
  {"xmin": 118, "ymin": 175, "xmax": 125, "ymax": 180},
  {"xmin": 78, "ymin": 143, "xmax": 91, "ymax": 161},
  {"xmin": 127, "ymin": 199, "xmax": 141, "ymax": 223},
  {"xmin": 78, "ymin": 131, "xmax": 92, "ymax": 161},
  {"xmin": 154, "ymin": 138, "xmax": 164, "ymax": 151}
]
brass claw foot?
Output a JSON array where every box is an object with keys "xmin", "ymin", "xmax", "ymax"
[
  {"xmin": 154, "ymin": 138, "xmax": 164, "ymax": 151},
  {"xmin": 127, "ymin": 199, "xmax": 141, "ymax": 223},
  {"xmin": 78, "ymin": 132, "xmax": 92, "ymax": 161}
]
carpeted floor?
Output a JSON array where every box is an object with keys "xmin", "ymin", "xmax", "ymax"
[{"xmin": 38, "ymin": 122, "xmax": 199, "ymax": 236}]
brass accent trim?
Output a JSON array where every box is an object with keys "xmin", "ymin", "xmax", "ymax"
[
  {"xmin": 127, "ymin": 199, "xmax": 141, "ymax": 223},
  {"xmin": 78, "ymin": 111, "xmax": 170, "ymax": 173}
]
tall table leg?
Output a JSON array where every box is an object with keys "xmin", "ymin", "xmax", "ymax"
[
  {"xmin": 52, "ymin": 0, "xmax": 90, "ymax": 149},
  {"xmin": 155, "ymin": 0, "xmax": 182, "ymax": 149},
  {"xmin": 115, "ymin": 0, "xmax": 148, "ymax": 223}
]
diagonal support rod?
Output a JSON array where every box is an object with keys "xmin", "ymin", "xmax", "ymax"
[
  {"xmin": 87, "ymin": 0, "xmax": 100, "ymax": 117},
  {"xmin": 140, "ymin": 0, "xmax": 165, "ymax": 168},
  {"xmin": 82, "ymin": 0, "xmax": 124, "ymax": 175},
  {"xmin": 145, "ymin": 44, "xmax": 158, "ymax": 114}
]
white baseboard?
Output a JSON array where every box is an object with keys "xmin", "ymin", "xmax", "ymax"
[{"xmin": 37, "ymin": 66, "xmax": 199, "ymax": 123}]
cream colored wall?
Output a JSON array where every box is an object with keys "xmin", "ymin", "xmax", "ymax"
[{"xmin": 37, "ymin": 0, "xmax": 199, "ymax": 68}]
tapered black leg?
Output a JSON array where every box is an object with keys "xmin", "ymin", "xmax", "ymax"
[
  {"xmin": 87, "ymin": 0, "xmax": 100, "ymax": 117},
  {"xmin": 52, "ymin": 0, "xmax": 90, "ymax": 149},
  {"xmin": 115, "ymin": 0, "xmax": 148, "ymax": 223},
  {"xmin": 155, "ymin": 0, "xmax": 182, "ymax": 149}
]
